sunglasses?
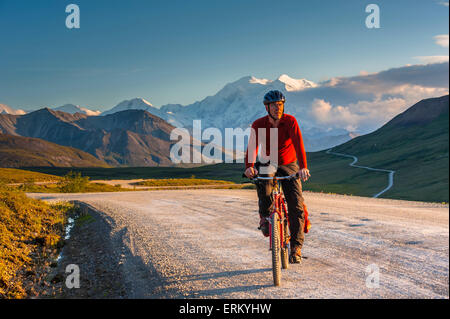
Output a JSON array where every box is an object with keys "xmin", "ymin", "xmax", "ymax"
[{"xmin": 269, "ymin": 102, "xmax": 284, "ymax": 108}]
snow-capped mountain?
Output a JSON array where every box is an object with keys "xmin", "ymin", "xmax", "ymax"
[
  {"xmin": 0, "ymin": 103, "xmax": 26, "ymax": 115},
  {"xmin": 100, "ymin": 75, "xmax": 356, "ymax": 151},
  {"xmin": 101, "ymin": 98, "xmax": 188, "ymax": 126},
  {"xmin": 276, "ymin": 74, "xmax": 317, "ymax": 91},
  {"xmin": 102, "ymin": 98, "xmax": 158, "ymax": 116},
  {"xmin": 155, "ymin": 74, "xmax": 321, "ymax": 130},
  {"xmin": 150, "ymin": 74, "xmax": 355, "ymax": 151},
  {"xmin": 53, "ymin": 104, "xmax": 101, "ymax": 116}
]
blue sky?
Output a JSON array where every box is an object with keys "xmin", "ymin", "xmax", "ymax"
[{"xmin": 0, "ymin": 0, "xmax": 448, "ymax": 111}]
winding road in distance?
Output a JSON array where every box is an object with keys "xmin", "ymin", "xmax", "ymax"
[{"xmin": 326, "ymin": 149, "xmax": 395, "ymax": 198}]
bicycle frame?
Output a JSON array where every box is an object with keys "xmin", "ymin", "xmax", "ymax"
[{"xmin": 250, "ymin": 173, "xmax": 298, "ymax": 251}]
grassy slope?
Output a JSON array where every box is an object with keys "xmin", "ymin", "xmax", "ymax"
[
  {"xmin": 332, "ymin": 110, "xmax": 449, "ymax": 202},
  {"xmin": 0, "ymin": 168, "xmax": 62, "ymax": 184},
  {"xmin": 0, "ymin": 134, "xmax": 110, "ymax": 168},
  {"xmin": 304, "ymin": 151, "xmax": 390, "ymax": 197},
  {"xmin": 0, "ymin": 187, "xmax": 72, "ymax": 298}
]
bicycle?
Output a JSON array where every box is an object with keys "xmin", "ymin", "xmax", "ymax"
[{"xmin": 245, "ymin": 172, "xmax": 300, "ymax": 286}]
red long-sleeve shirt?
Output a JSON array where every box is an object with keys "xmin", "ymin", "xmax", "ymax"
[{"xmin": 245, "ymin": 114, "xmax": 308, "ymax": 169}]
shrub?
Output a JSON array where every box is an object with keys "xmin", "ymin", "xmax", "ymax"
[
  {"xmin": 58, "ymin": 171, "xmax": 89, "ymax": 193},
  {"xmin": 17, "ymin": 178, "xmax": 36, "ymax": 192}
]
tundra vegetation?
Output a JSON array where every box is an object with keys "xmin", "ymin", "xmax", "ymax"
[{"xmin": 0, "ymin": 184, "xmax": 74, "ymax": 298}]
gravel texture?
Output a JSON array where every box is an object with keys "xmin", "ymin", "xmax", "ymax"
[{"xmin": 28, "ymin": 190, "xmax": 449, "ymax": 299}]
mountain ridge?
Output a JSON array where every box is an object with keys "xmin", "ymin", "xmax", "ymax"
[
  {"xmin": 0, "ymin": 103, "xmax": 26, "ymax": 115},
  {"xmin": 53, "ymin": 104, "xmax": 102, "ymax": 116},
  {"xmin": 0, "ymin": 133, "xmax": 110, "ymax": 168},
  {"xmin": 0, "ymin": 108, "xmax": 178, "ymax": 166},
  {"xmin": 0, "ymin": 108, "xmax": 228, "ymax": 167}
]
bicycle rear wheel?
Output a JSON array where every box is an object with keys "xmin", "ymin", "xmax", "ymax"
[{"xmin": 271, "ymin": 213, "xmax": 281, "ymax": 286}]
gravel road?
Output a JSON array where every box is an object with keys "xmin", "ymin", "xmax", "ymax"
[{"xmin": 28, "ymin": 190, "xmax": 449, "ymax": 299}]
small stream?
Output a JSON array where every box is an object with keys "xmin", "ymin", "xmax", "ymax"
[{"xmin": 56, "ymin": 217, "xmax": 75, "ymax": 262}]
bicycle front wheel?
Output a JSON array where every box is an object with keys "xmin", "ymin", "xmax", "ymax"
[
  {"xmin": 281, "ymin": 217, "xmax": 289, "ymax": 270},
  {"xmin": 271, "ymin": 213, "xmax": 281, "ymax": 286}
]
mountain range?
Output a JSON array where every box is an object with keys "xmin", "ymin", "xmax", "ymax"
[
  {"xmin": 0, "ymin": 108, "xmax": 183, "ymax": 166},
  {"xmin": 2, "ymin": 72, "xmax": 447, "ymax": 161},
  {"xmin": 1, "ymin": 74, "xmax": 357, "ymax": 151},
  {"xmin": 121, "ymin": 75, "xmax": 355, "ymax": 152}
]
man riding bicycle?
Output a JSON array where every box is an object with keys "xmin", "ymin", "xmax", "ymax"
[{"xmin": 244, "ymin": 90, "xmax": 310, "ymax": 263}]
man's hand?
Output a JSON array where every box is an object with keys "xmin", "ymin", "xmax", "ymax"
[
  {"xmin": 244, "ymin": 167, "xmax": 258, "ymax": 178},
  {"xmin": 298, "ymin": 168, "xmax": 311, "ymax": 182}
]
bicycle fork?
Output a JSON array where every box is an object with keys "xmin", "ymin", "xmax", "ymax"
[{"xmin": 269, "ymin": 195, "xmax": 290, "ymax": 251}]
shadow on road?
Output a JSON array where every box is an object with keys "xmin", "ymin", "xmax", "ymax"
[
  {"xmin": 187, "ymin": 283, "xmax": 274, "ymax": 297},
  {"xmin": 165, "ymin": 268, "xmax": 274, "ymax": 297},
  {"xmin": 169, "ymin": 268, "xmax": 272, "ymax": 284}
]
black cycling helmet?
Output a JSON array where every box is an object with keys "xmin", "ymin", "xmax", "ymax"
[{"xmin": 263, "ymin": 90, "xmax": 286, "ymax": 105}]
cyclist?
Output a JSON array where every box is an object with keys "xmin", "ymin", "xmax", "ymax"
[{"xmin": 244, "ymin": 90, "xmax": 310, "ymax": 263}]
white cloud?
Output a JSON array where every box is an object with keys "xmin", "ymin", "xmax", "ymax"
[
  {"xmin": 438, "ymin": 1, "xmax": 449, "ymax": 7},
  {"xmin": 310, "ymin": 97, "xmax": 410, "ymax": 132},
  {"xmin": 323, "ymin": 62, "xmax": 448, "ymax": 91},
  {"xmin": 406, "ymin": 35, "xmax": 449, "ymax": 71},
  {"xmin": 310, "ymin": 99, "xmax": 362, "ymax": 131},
  {"xmin": 414, "ymin": 56, "xmax": 449, "ymax": 64},
  {"xmin": 323, "ymin": 77, "xmax": 341, "ymax": 87},
  {"xmin": 247, "ymin": 62, "xmax": 449, "ymax": 135},
  {"xmin": 306, "ymin": 62, "xmax": 449, "ymax": 133},
  {"xmin": 434, "ymin": 34, "xmax": 449, "ymax": 48}
]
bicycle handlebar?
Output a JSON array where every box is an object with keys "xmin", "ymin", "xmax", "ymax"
[{"xmin": 242, "ymin": 172, "xmax": 300, "ymax": 181}]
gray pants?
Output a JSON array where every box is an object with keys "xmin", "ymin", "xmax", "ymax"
[{"xmin": 255, "ymin": 162, "xmax": 305, "ymax": 249}]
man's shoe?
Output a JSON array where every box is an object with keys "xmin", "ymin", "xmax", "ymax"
[
  {"xmin": 258, "ymin": 216, "xmax": 270, "ymax": 237},
  {"xmin": 289, "ymin": 246, "xmax": 302, "ymax": 264}
]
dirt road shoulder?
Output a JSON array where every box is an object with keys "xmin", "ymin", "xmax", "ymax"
[{"xmin": 46, "ymin": 202, "xmax": 128, "ymax": 298}]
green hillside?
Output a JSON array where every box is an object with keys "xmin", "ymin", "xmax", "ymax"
[
  {"xmin": 329, "ymin": 95, "xmax": 449, "ymax": 202},
  {"xmin": 0, "ymin": 168, "xmax": 62, "ymax": 184},
  {"xmin": 304, "ymin": 151, "xmax": 391, "ymax": 197}
]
